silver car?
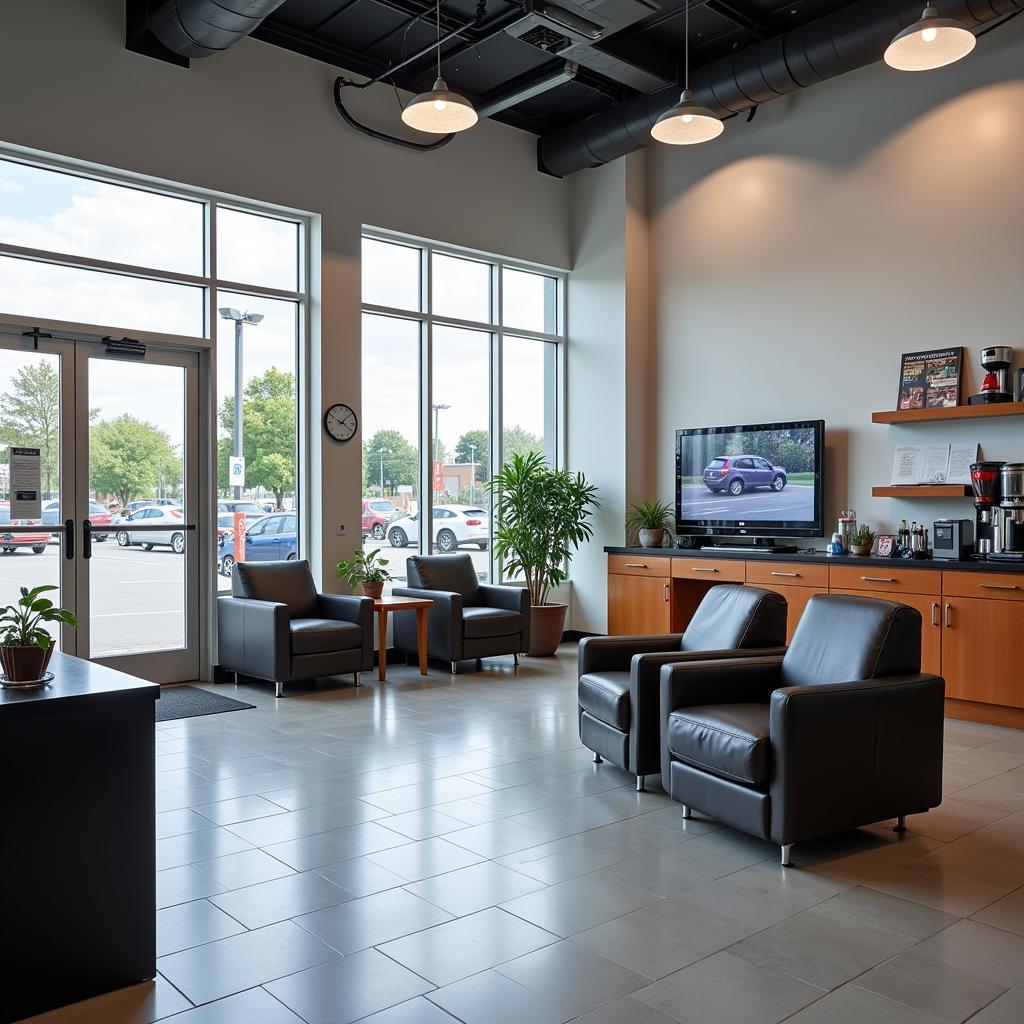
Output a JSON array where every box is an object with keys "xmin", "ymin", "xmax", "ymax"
[{"xmin": 119, "ymin": 505, "xmax": 188, "ymax": 553}]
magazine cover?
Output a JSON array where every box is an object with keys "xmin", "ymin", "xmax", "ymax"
[{"xmin": 897, "ymin": 347, "xmax": 963, "ymax": 410}]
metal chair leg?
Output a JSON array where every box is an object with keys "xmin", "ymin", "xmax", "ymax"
[
  {"xmin": 781, "ymin": 844, "xmax": 793, "ymax": 867},
  {"xmin": 636, "ymin": 775, "xmax": 645, "ymax": 792},
  {"xmin": 353, "ymin": 673, "xmax": 360, "ymax": 688},
  {"xmin": 513, "ymin": 653, "xmax": 519, "ymax": 668},
  {"xmin": 680, "ymin": 804, "xmax": 692, "ymax": 819},
  {"xmin": 233, "ymin": 672, "xmax": 239, "ymax": 685},
  {"xmin": 593, "ymin": 753, "xmax": 603, "ymax": 764},
  {"xmin": 275, "ymin": 680, "xmax": 283, "ymax": 698},
  {"xmin": 450, "ymin": 661, "xmax": 458, "ymax": 675},
  {"xmin": 893, "ymin": 815, "xmax": 907, "ymax": 832}
]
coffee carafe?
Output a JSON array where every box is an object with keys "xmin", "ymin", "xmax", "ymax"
[
  {"xmin": 999, "ymin": 463, "xmax": 1024, "ymax": 555},
  {"xmin": 970, "ymin": 461, "xmax": 1004, "ymax": 556}
]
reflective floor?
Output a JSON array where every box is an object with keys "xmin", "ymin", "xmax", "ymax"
[{"xmin": 23, "ymin": 648, "xmax": 1024, "ymax": 1024}]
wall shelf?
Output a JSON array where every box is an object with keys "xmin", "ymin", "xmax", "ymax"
[
  {"xmin": 872, "ymin": 402, "xmax": 1024, "ymax": 424},
  {"xmin": 871, "ymin": 485, "xmax": 972, "ymax": 498}
]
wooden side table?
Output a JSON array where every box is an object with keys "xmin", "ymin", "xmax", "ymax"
[{"xmin": 374, "ymin": 594, "xmax": 433, "ymax": 682}]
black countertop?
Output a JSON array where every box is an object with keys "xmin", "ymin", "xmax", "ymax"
[
  {"xmin": 0, "ymin": 650, "xmax": 160, "ymax": 718},
  {"xmin": 604, "ymin": 545, "xmax": 1024, "ymax": 574}
]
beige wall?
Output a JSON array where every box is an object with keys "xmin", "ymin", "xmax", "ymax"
[
  {"xmin": 648, "ymin": 18, "xmax": 1024, "ymax": 542},
  {"xmin": 0, "ymin": 0, "xmax": 569, "ymax": 593}
]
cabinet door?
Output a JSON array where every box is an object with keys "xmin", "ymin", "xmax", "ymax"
[
  {"xmin": 753, "ymin": 583, "xmax": 826, "ymax": 644},
  {"xmin": 608, "ymin": 574, "xmax": 671, "ymax": 635},
  {"xmin": 943, "ymin": 597, "xmax": 1024, "ymax": 706},
  {"xmin": 831, "ymin": 589, "xmax": 942, "ymax": 677}
]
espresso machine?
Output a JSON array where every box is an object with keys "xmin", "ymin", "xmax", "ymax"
[
  {"xmin": 968, "ymin": 346, "xmax": 1014, "ymax": 405},
  {"xmin": 970, "ymin": 461, "xmax": 1004, "ymax": 556},
  {"xmin": 991, "ymin": 463, "xmax": 1024, "ymax": 560}
]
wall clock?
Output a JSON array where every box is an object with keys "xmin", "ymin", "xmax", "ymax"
[{"xmin": 324, "ymin": 403, "xmax": 358, "ymax": 442}]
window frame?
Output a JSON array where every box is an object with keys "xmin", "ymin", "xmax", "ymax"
[{"xmin": 361, "ymin": 228, "xmax": 567, "ymax": 585}]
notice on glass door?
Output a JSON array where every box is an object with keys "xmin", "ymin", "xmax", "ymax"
[{"xmin": 8, "ymin": 447, "xmax": 42, "ymax": 520}]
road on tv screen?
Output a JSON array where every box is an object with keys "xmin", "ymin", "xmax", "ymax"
[{"xmin": 680, "ymin": 483, "xmax": 816, "ymax": 524}]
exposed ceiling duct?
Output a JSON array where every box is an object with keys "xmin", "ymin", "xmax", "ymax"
[
  {"xmin": 537, "ymin": 0, "xmax": 1024, "ymax": 177},
  {"xmin": 144, "ymin": 0, "xmax": 288, "ymax": 59}
]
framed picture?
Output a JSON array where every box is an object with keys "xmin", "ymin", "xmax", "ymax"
[
  {"xmin": 897, "ymin": 347, "xmax": 963, "ymax": 410},
  {"xmin": 877, "ymin": 534, "xmax": 897, "ymax": 558}
]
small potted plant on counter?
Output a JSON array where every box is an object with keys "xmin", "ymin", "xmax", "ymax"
[
  {"xmin": 625, "ymin": 500, "xmax": 674, "ymax": 548},
  {"xmin": 850, "ymin": 525, "xmax": 876, "ymax": 557},
  {"xmin": 337, "ymin": 548, "xmax": 393, "ymax": 599},
  {"xmin": 0, "ymin": 585, "xmax": 78, "ymax": 687}
]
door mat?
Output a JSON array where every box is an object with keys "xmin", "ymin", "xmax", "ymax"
[{"xmin": 156, "ymin": 685, "xmax": 256, "ymax": 723}]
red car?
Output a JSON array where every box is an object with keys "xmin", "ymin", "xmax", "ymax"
[
  {"xmin": 0, "ymin": 501, "xmax": 51, "ymax": 554},
  {"xmin": 362, "ymin": 497, "xmax": 400, "ymax": 540}
]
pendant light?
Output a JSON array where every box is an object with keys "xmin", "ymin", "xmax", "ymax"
[
  {"xmin": 401, "ymin": 0, "xmax": 478, "ymax": 134},
  {"xmin": 652, "ymin": 0, "xmax": 724, "ymax": 145},
  {"xmin": 884, "ymin": 5, "xmax": 976, "ymax": 72}
]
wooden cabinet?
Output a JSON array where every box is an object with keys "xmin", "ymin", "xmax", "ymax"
[
  {"xmin": 608, "ymin": 572, "xmax": 671, "ymax": 635},
  {"xmin": 670, "ymin": 557, "xmax": 745, "ymax": 583},
  {"xmin": 832, "ymin": 588, "xmax": 942, "ymax": 677},
  {"xmin": 942, "ymin": 592, "xmax": 1024, "ymax": 707},
  {"xmin": 608, "ymin": 554, "xmax": 670, "ymax": 579},
  {"xmin": 746, "ymin": 561, "xmax": 828, "ymax": 642},
  {"xmin": 829, "ymin": 565, "xmax": 940, "ymax": 596}
]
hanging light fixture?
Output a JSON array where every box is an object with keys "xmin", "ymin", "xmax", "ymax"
[
  {"xmin": 884, "ymin": 5, "xmax": 976, "ymax": 72},
  {"xmin": 401, "ymin": 0, "xmax": 478, "ymax": 134},
  {"xmin": 651, "ymin": 0, "xmax": 724, "ymax": 145}
]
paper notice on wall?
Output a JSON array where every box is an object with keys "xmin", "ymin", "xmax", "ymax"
[
  {"xmin": 8, "ymin": 446, "xmax": 41, "ymax": 519},
  {"xmin": 947, "ymin": 442, "xmax": 980, "ymax": 485},
  {"xmin": 891, "ymin": 445, "xmax": 923, "ymax": 485},
  {"xmin": 919, "ymin": 444, "xmax": 952, "ymax": 484}
]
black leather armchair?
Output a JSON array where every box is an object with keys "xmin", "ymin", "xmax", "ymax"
[
  {"xmin": 660, "ymin": 594, "xmax": 945, "ymax": 865},
  {"xmin": 217, "ymin": 559, "xmax": 373, "ymax": 697},
  {"xmin": 392, "ymin": 554, "xmax": 530, "ymax": 673},
  {"xmin": 578, "ymin": 585, "xmax": 787, "ymax": 791}
]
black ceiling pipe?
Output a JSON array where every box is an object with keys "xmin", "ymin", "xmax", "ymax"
[
  {"xmin": 146, "ymin": 0, "xmax": 288, "ymax": 58},
  {"xmin": 537, "ymin": 0, "xmax": 1024, "ymax": 176}
]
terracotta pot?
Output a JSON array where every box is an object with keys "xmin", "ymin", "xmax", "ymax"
[
  {"xmin": 0, "ymin": 641, "xmax": 54, "ymax": 682},
  {"xmin": 850, "ymin": 544, "xmax": 873, "ymax": 557},
  {"xmin": 527, "ymin": 602, "xmax": 568, "ymax": 657},
  {"xmin": 638, "ymin": 528, "xmax": 666, "ymax": 549},
  {"xmin": 361, "ymin": 581, "xmax": 385, "ymax": 600}
]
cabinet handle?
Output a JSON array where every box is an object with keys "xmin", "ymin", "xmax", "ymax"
[
  {"xmin": 663, "ymin": 583, "xmax": 670, "ymax": 603},
  {"xmin": 931, "ymin": 602, "xmax": 939, "ymax": 627},
  {"xmin": 770, "ymin": 571, "xmax": 800, "ymax": 578},
  {"xmin": 945, "ymin": 603, "xmax": 952, "ymax": 628},
  {"xmin": 860, "ymin": 576, "xmax": 896, "ymax": 583},
  {"xmin": 690, "ymin": 567, "xmax": 719, "ymax": 573},
  {"xmin": 624, "ymin": 563, "xmax": 648, "ymax": 569},
  {"xmin": 978, "ymin": 583, "xmax": 1020, "ymax": 591}
]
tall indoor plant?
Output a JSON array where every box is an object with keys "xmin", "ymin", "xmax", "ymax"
[
  {"xmin": 489, "ymin": 451, "xmax": 600, "ymax": 656},
  {"xmin": 0, "ymin": 585, "xmax": 78, "ymax": 685}
]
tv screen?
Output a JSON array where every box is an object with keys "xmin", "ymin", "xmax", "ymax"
[{"xmin": 675, "ymin": 419, "xmax": 824, "ymax": 539}]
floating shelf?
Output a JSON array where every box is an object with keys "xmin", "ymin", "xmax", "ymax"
[
  {"xmin": 872, "ymin": 402, "xmax": 1024, "ymax": 424},
  {"xmin": 871, "ymin": 485, "xmax": 972, "ymax": 498}
]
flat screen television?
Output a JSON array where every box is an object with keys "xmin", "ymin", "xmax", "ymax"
[{"xmin": 675, "ymin": 419, "xmax": 825, "ymax": 544}]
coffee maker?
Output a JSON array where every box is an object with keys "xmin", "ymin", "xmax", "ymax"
[
  {"xmin": 968, "ymin": 346, "xmax": 1014, "ymax": 405},
  {"xmin": 994, "ymin": 463, "xmax": 1024, "ymax": 559},
  {"xmin": 970, "ymin": 461, "xmax": 1004, "ymax": 556}
]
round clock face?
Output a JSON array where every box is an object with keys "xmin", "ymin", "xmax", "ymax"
[{"xmin": 324, "ymin": 403, "xmax": 358, "ymax": 442}]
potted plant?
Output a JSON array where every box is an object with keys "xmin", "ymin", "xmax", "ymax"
[
  {"xmin": 337, "ymin": 547, "xmax": 393, "ymax": 599},
  {"xmin": 0, "ymin": 585, "xmax": 78, "ymax": 685},
  {"xmin": 625, "ymin": 500, "xmax": 674, "ymax": 548},
  {"xmin": 489, "ymin": 451, "xmax": 600, "ymax": 657},
  {"xmin": 850, "ymin": 525, "xmax": 876, "ymax": 557}
]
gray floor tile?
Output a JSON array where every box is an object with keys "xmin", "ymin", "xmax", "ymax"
[
  {"xmin": 157, "ymin": 898, "xmax": 246, "ymax": 956},
  {"xmin": 445, "ymin": 819, "xmax": 561, "ymax": 858},
  {"xmin": 157, "ymin": 864, "xmax": 227, "ymax": 910},
  {"xmin": 968, "ymin": 984, "xmax": 1024, "ymax": 1024},
  {"xmin": 265, "ymin": 948, "xmax": 434, "ymax": 1024},
  {"xmin": 209, "ymin": 870, "xmax": 352, "ymax": 929},
  {"xmin": 264, "ymin": 820, "xmax": 410, "ymax": 871},
  {"xmin": 146, "ymin": 987, "xmax": 307, "ymax": 1023},
  {"xmin": 633, "ymin": 950, "xmax": 824, "ymax": 1024},
  {"xmin": 973, "ymin": 884, "xmax": 1024, "ymax": 936},
  {"xmin": 157, "ymin": 808, "xmax": 216, "ymax": 840},
  {"xmin": 379, "ymin": 907, "xmax": 558, "ymax": 986},
  {"xmin": 570, "ymin": 996, "xmax": 687, "ymax": 1024},
  {"xmin": 405, "ymin": 860, "xmax": 546, "ymax": 917},
  {"xmin": 355, "ymin": 996, "xmax": 458, "ymax": 1023},
  {"xmin": 360, "ymin": 777, "xmax": 495, "ymax": 813},
  {"xmin": 315, "ymin": 855, "xmax": 409, "ymax": 897},
  {"xmin": 194, "ymin": 795, "xmax": 288, "ymax": 826},
  {"xmin": 496, "ymin": 939, "xmax": 650, "ymax": 1019},
  {"xmin": 365, "ymin": 837, "xmax": 486, "ymax": 881},
  {"xmin": 225, "ymin": 799, "xmax": 390, "ymax": 846},
  {"xmin": 194, "ymin": 848, "xmax": 295, "ymax": 890},
  {"xmin": 426, "ymin": 968, "xmax": 567, "ymax": 1024},
  {"xmin": 376, "ymin": 808, "xmax": 474, "ymax": 840},
  {"xmin": 296, "ymin": 886, "xmax": 453, "ymax": 954},
  {"xmin": 158, "ymin": 920, "xmax": 339, "ymax": 1005},
  {"xmin": 156, "ymin": 827, "xmax": 253, "ymax": 870},
  {"xmin": 783, "ymin": 985, "xmax": 948, "ymax": 1024}
]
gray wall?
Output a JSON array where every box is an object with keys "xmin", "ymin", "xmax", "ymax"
[{"xmin": 649, "ymin": 18, "xmax": 1024, "ymax": 543}]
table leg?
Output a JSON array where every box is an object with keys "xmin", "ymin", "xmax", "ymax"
[
  {"xmin": 416, "ymin": 607, "xmax": 429, "ymax": 675},
  {"xmin": 378, "ymin": 609, "xmax": 388, "ymax": 683}
]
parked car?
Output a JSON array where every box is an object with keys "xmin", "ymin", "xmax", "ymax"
[
  {"xmin": 217, "ymin": 500, "xmax": 268, "ymax": 517},
  {"xmin": 703, "ymin": 455, "xmax": 788, "ymax": 496},
  {"xmin": 117, "ymin": 505, "xmax": 188, "ymax": 553},
  {"xmin": 41, "ymin": 499, "xmax": 112, "ymax": 541},
  {"xmin": 123, "ymin": 498, "xmax": 180, "ymax": 513},
  {"xmin": 362, "ymin": 498, "xmax": 401, "ymax": 540},
  {"xmin": 387, "ymin": 505, "xmax": 488, "ymax": 551},
  {"xmin": 0, "ymin": 502, "xmax": 51, "ymax": 554},
  {"xmin": 218, "ymin": 512, "xmax": 298, "ymax": 576}
]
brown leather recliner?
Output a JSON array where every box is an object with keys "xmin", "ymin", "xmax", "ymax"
[
  {"xmin": 578, "ymin": 585, "xmax": 788, "ymax": 791},
  {"xmin": 660, "ymin": 594, "xmax": 945, "ymax": 865}
]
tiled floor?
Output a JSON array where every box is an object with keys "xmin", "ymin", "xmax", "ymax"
[{"xmin": 21, "ymin": 647, "xmax": 1024, "ymax": 1024}]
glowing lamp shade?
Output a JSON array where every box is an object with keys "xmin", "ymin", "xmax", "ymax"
[
  {"xmin": 884, "ymin": 5, "xmax": 976, "ymax": 72},
  {"xmin": 401, "ymin": 78, "xmax": 478, "ymax": 134},
  {"xmin": 651, "ymin": 90, "xmax": 724, "ymax": 145}
]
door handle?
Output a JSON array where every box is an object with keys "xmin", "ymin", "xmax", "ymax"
[
  {"xmin": 944, "ymin": 603, "xmax": 952, "ymax": 628},
  {"xmin": 690, "ymin": 567, "xmax": 719, "ymax": 573},
  {"xmin": 931, "ymin": 602, "xmax": 939, "ymax": 627},
  {"xmin": 978, "ymin": 583, "xmax": 1020, "ymax": 591},
  {"xmin": 860, "ymin": 576, "xmax": 896, "ymax": 583},
  {"xmin": 663, "ymin": 583, "xmax": 669, "ymax": 603},
  {"xmin": 64, "ymin": 518, "xmax": 74, "ymax": 560},
  {"xmin": 770, "ymin": 571, "xmax": 800, "ymax": 578},
  {"xmin": 82, "ymin": 519, "xmax": 92, "ymax": 560},
  {"xmin": 624, "ymin": 563, "xmax": 648, "ymax": 569}
]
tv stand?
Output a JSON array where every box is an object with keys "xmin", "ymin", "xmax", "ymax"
[{"xmin": 704, "ymin": 542, "xmax": 799, "ymax": 554}]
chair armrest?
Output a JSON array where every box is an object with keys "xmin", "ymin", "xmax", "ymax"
[
  {"xmin": 579, "ymin": 634, "xmax": 684, "ymax": 676},
  {"xmin": 478, "ymin": 583, "xmax": 530, "ymax": 614},
  {"xmin": 320, "ymin": 593, "xmax": 374, "ymax": 672},
  {"xmin": 769, "ymin": 673, "xmax": 945, "ymax": 846},
  {"xmin": 217, "ymin": 596, "xmax": 290, "ymax": 682},
  {"xmin": 392, "ymin": 587, "xmax": 463, "ymax": 661}
]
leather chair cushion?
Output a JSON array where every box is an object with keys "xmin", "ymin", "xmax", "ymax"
[
  {"xmin": 462, "ymin": 607, "xmax": 523, "ymax": 639},
  {"xmin": 290, "ymin": 618, "xmax": 363, "ymax": 655},
  {"xmin": 579, "ymin": 671, "xmax": 631, "ymax": 731},
  {"xmin": 681, "ymin": 585, "xmax": 787, "ymax": 653},
  {"xmin": 233, "ymin": 559, "xmax": 320, "ymax": 620},
  {"xmin": 407, "ymin": 554, "xmax": 481, "ymax": 604},
  {"xmin": 667, "ymin": 703, "xmax": 771, "ymax": 787}
]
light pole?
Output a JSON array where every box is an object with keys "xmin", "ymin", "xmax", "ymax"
[
  {"xmin": 468, "ymin": 443, "xmax": 476, "ymax": 505},
  {"xmin": 431, "ymin": 403, "xmax": 450, "ymax": 464},
  {"xmin": 377, "ymin": 447, "xmax": 390, "ymax": 497},
  {"xmin": 218, "ymin": 307, "xmax": 264, "ymax": 499}
]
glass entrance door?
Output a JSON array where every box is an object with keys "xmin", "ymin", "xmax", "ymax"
[{"xmin": 0, "ymin": 331, "xmax": 202, "ymax": 682}]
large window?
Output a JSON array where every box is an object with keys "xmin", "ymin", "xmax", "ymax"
[{"xmin": 361, "ymin": 233, "xmax": 563, "ymax": 590}]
